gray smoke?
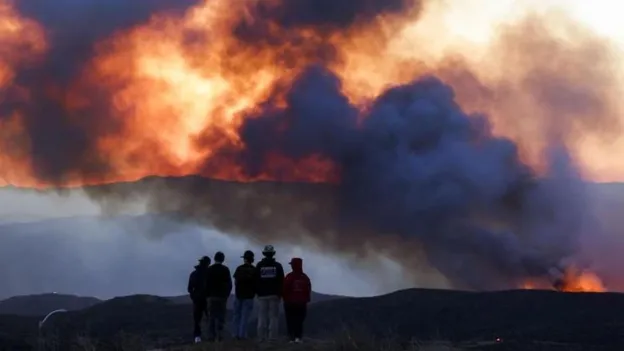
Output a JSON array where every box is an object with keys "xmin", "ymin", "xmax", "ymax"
[{"xmin": 234, "ymin": 66, "xmax": 586, "ymax": 289}]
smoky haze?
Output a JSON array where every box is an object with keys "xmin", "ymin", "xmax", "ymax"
[
  {"xmin": 1, "ymin": 0, "xmax": 623, "ymax": 294},
  {"xmin": 0, "ymin": 188, "xmax": 420, "ymax": 300}
]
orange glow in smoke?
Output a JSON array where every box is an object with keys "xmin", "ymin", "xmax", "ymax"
[
  {"xmin": 63, "ymin": 0, "xmax": 369, "ymax": 186},
  {"xmin": 0, "ymin": 0, "xmax": 622, "ymax": 188},
  {"xmin": 0, "ymin": 0, "xmax": 47, "ymax": 89},
  {"xmin": 560, "ymin": 271, "xmax": 606, "ymax": 293},
  {"xmin": 0, "ymin": 0, "xmax": 48, "ymax": 187},
  {"xmin": 522, "ymin": 268, "xmax": 606, "ymax": 292}
]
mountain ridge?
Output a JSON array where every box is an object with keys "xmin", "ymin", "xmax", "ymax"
[{"xmin": 0, "ymin": 291, "xmax": 344, "ymax": 317}]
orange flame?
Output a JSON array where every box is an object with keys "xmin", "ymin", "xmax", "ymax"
[
  {"xmin": 558, "ymin": 269, "xmax": 606, "ymax": 293},
  {"xmin": 522, "ymin": 268, "xmax": 606, "ymax": 292}
]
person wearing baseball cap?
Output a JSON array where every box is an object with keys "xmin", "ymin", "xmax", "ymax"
[
  {"xmin": 255, "ymin": 245, "xmax": 284, "ymax": 341},
  {"xmin": 232, "ymin": 250, "xmax": 256, "ymax": 339},
  {"xmin": 187, "ymin": 256, "xmax": 211, "ymax": 343}
]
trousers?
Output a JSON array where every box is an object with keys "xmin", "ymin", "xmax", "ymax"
[
  {"xmin": 284, "ymin": 303, "xmax": 307, "ymax": 340},
  {"xmin": 232, "ymin": 298, "xmax": 254, "ymax": 339},
  {"xmin": 208, "ymin": 297, "xmax": 227, "ymax": 341},
  {"xmin": 192, "ymin": 298, "xmax": 208, "ymax": 338},
  {"xmin": 256, "ymin": 295, "xmax": 280, "ymax": 340}
]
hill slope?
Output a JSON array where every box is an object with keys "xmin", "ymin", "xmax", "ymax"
[
  {"xmin": 2, "ymin": 289, "xmax": 624, "ymax": 350},
  {"xmin": 306, "ymin": 289, "xmax": 624, "ymax": 345},
  {"xmin": 0, "ymin": 293, "xmax": 101, "ymax": 316}
]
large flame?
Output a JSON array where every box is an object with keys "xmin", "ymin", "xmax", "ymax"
[{"xmin": 523, "ymin": 267, "xmax": 606, "ymax": 292}]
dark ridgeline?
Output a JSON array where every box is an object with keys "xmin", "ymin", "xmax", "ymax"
[{"xmin": 2, "ymin": 289, "xmax": 624, "ymax": 350}]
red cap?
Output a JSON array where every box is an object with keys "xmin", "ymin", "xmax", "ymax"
[{"xmin": 289, "ymin": 257, "xmax": 302, "ymax": 265}]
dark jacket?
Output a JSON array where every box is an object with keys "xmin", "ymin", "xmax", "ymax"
[
  {"xmin": 205, "ymin": 263, "xmax": 233, "ymax": 299},
  {"xmin": 255, "ymin": 257, "xmax": 284, "ymax": 297},
  {"xmin": 283, "ymin": 258, "xmax": 311, "ymax": 304},
  {"xmin": 187, "ymin": 265, "xmax": 209, "ymax": 301},
  {"xmin": 233, "ymin": 263, "xmax": 256, "ymax": 299}
]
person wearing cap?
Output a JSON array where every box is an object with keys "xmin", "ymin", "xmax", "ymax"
[
  {"xmin": 283, "ymin": 257, "xmax": 312, "ymax": 343},
  {"xmin": 205, "ymin": 251, "xmax": 232, "ymax": 342},
  {"xmin": 187, "ymin": 256, "xmax": 211, "ymax": 343},
  {"xmin": 232, "ymin": 250, "xmax": 256, "ymax": 339},
  {"xmin": 255, "ymin": 245, "xmax": 284, "ymax": 341}
]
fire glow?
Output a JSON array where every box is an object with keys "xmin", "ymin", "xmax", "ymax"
[{"xmin": 523, "ymin": 269, "xmax": 606, "ymax": 293}]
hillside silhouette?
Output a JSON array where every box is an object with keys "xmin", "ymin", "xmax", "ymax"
[
  {"xmin": 0, "ymin": 293, "xmax": 101, "ymax": 316},
  {"xmin": 0, "ymin": 291, "xmax": 341, "ymax": 316},
  {"xmin": 2, "ymin": 289, "xmax": 624, "ymax": 350}
]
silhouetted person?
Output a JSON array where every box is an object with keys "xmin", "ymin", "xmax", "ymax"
[
  {"xmin": 255, "ymin": 245, "xmax": 284, "ymax": 341},
  {"xmin": 283, "ymin": 257, "xmax": 311, "ymax": 343},
  {"xmin": 205, "ymin": 251, "xmax": 232, "ymax": 341},
  {"xmin": 187, "ymin": 256, "xmax": 211, "ymax": 343},
  {"xmin": 232, "ymin": 250, "xmax": 256, "ymax": 339}
]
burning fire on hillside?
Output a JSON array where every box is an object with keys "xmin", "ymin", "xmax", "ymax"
[
  {"xmin": 523, "ymin": 268, "xmax": 606, "ymax": 292},
  {"xmin": 0, "ymin": 0, "xmax": 623, "ymax": 292}
]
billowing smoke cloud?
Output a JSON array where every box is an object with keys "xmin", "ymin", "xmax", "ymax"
[
  {"xmin": 1, "ymin": 0, "xmax": 622, "ymax": 291},
  {"xmin": 15, "ymin": 0, "xmax": 199, "ymax": 57},
  {"xmin": 235, "ymin": 0, "xmax": 416, "ymax": 34},
  {"xmin": 225, "ymin": 66, "xmax": 586, "ymax": 289}
]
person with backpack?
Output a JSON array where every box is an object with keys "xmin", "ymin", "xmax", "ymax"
[
  {"xmin": 232, "ymin": 250, "xmax": 256, "ymax": 340},
  {"xmin": 187, "ymin": 256, "xmax": 211, "ymax": 343},
  {"xmin": 255, "ymin": 245, "xmax": 284, "ymax": 341},
  {"xmin": 283, "ymin": 257, "xmax": 312, "ymax": 343},
  {"xmin": 205, "ymin": 251, "xmax": 232, "ymax": 342}
]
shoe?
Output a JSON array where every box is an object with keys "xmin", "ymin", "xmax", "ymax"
[
  {"xmin": 194, "ymin": 337, "xmax": 201, "ymax": 344},
  {"xmin": 295, "ymin": 338, "xmax": 301, "ymax": 344}
]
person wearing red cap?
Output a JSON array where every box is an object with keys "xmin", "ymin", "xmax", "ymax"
[{"xmin": 282, "ymin": 257, "xmax": 311, "ymax": 343}]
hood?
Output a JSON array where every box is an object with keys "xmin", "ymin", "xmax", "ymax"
[{"xmin": 289, "ymin": 258, "xmax": 303, "ymax": 272}]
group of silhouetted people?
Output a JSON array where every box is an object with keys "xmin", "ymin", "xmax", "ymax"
[{"xmin": 187, "ymin": 245, "xmax": 312, "ymax": 344}]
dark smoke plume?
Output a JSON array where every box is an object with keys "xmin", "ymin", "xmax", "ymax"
[
  {"xmin": 234, "ymin": 66, "xmax": 584, "ymax": 289},
  {"xmin": 238, "ymin": 0, "xmax": 414, "ymax": 30},
  {"xmin": 232, "ymin": 0, "xmax": 420, "ymax": 63}
]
